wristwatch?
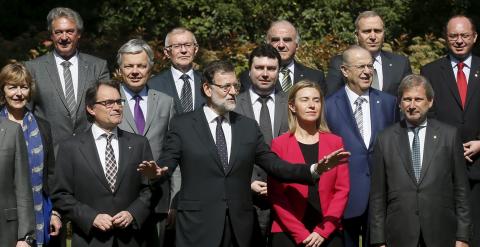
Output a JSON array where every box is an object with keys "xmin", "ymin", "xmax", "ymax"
[{"xmin": 22, "ymin": 235, "xmax": 35, "ymax": 246}]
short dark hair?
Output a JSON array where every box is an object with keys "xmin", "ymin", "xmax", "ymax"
[
  {"xmin": 248, "ymin": 44, "xmax": 281, "ymax": 69},
  {"xmin": 85, "ymin": 80, "xmax": 121, "ymax": 123},
  {"xmin": 201, "ymin": 60, "xmax": 236, "ymax": 98}
]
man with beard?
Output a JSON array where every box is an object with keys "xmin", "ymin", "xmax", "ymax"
[
  {"xmin": 138, "ymin": 60, "xmax": 350, "ymax": 247},
  {"xmin": 421, "ymin": 14, "xmax": 480, "ymax": 246}
]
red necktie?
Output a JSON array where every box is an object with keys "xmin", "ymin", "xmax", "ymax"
[{"xmin": 457, "ymin": 62, "xmax": 467, "ymax": 109}]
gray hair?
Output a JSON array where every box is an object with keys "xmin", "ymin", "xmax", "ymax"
[
  {"xmin": 164, "ymin": 27, "xmax": 198, "ymax": 48},
  {"xmin": 116, "ymin": 39, "xmax": 155, "ymax": 68},
  {"xmin": 266, "ymin": 20, "xmax": 301, "ymax": 44},
  {"xmin": 354, "ymin": 10, "xmax": 383, "ymax": 32},
  {"xmin": 47, "ymin": 7, "xmax": 84, "ymax": 33},
  {"xmin": 397, "ymin": 74, "xmax": 435, "ymax": 101}
]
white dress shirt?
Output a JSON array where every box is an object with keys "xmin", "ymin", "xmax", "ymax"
[
  {"xmin": 373, "ymin": 53, "xmax": 384, "ymax": 90},
  {"xmin": 53, "ymin": 51, "xmax": 79, "ymax": 101},
  {"xmin": 406, "ymin": 120, "xmax": 428, "ymax": 168},
  {"xmin": 249, "ymin": 88, "xmax": 275, "ymax": 136},
  {"xmin": 171, "ymin": 66, "xmax": 196, "ymax": 108},
  {"xmin": 450, "ymin": 54, "xmax": 472, "ymax": 84},
  {"xmin": 122, "ymin": 85, "xmax": 148, "ymax": 120},
  {"xmin": 91, "ymin": 123, "xmax": 120, "ymax": 175},
  {"xmin": 345, "ymin": 85, "xmax": 372, "ymax": 147},
  {"xmin": 203, "ymin": 106, "xmax": 232, "ymax": 162},
  {"xmin": 278, "ymin": 60, "xmax": 295, "ymax": 83}
]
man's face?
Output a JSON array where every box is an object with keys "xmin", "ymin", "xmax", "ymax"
[
  {"xmin": 446, "ymin": 17, "xmax": 478, "ymax": 59},
  {"xmin": 341, "ymin": 49, "xmax": 374, "ymax": 95},
  {"xmin": 267, "ymin": 23, "xmax": 298, "ymax": 65},
  {"xmin": 50, "ymin": 17, "xmax": 81, "ymax": 59},
  {"xmin": 164, "ymin": 31, "xmax": 198, "ymax": 72},
  {"xmin": 87, "ymin": 84, "xmax": 123, "ymax": 131},
  {"xmin": 249, "ymin": 56, "xmax": 279, "ymax": 95},
  {"xmin": 356, "ymin": 16, "xmax": 385, "ymax": 54},
  {"xmin": 400, "ymin": 86, "xmax": 433, "ymax": 126},
  {"xmin": 120, "ymin": 51, "xmax": 151, "ymax": 93},
  {"xmin": 203, "ymin": 71, "xmax": 239, "ymax": 115}
]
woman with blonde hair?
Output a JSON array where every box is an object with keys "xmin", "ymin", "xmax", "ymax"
[{"xmin": 269, "ymin": 80, "xmax": 350, "ymax": 247}]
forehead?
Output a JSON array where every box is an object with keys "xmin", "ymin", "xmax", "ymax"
[
  {"xmin": 122, "ymin": 51, "xmax": 148, "ymax": 64},
  {"xmin": 402, "ymin": 86, "xmax": 427, "ymax": 98},
  {"xmin": 268, "ymin": 23, "xmax": 296, "ymax": 37},
  {"xmin": 447, "ymin": 17, "xmax": 474, "ymax": 33},
  {"xmin": 357, "ymin": 16, "xmax": 384, "ymax": 30},
  {"xmin": 96, "ymin": 85, "xmax": 120, "ymax": 100},
  {"xmin": 168, "ymin": 31, "xmax": 194, "ymax": 43},
  {"xmin": 345, "ymin": 49, "xmax": 372, "ymax": 64},
  {"xmin": 251, "ymin": 56, "xmax": 279, "ymax": 67},
  {"xmin": 295, "ymin": 87, "xmax": 320, "ymax": 98},
  {"xmin": 213, "ymin": 71, "xmax": 237, "ymax": 83},
  {"xmin": 51, "ymin": 17, "xmax": 78, "ymax": 30}
]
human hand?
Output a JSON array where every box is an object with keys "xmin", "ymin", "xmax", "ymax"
[
  {"xmin": 302, "ymin": 232, "xmax": 324, "ymax": 247},
  {"xmin": 49, "ymin": 211, "xmax": 62, "ymax": 236},
  {"xmin": 316, "ymin": 148, "xmax": 350, "ymax": 174},
  {"xmin": 455, "ymin": 240, "xmax": 469, "ymax": 247},
  {"xmin": 16, "ymin": 241, "xmax": 30, "ymax": 247},
  {"xmin": 137, "ymin": 160, "xmax": 168, "ymax": 179},
  {"xmin": 251, "ymin": 180, "xmax": 268, "ymax": 196},
  {"xmin": 92, "ymin": 214, "xmax": 113, "ymax": 231},
  {"xmin": 112, "ymin": 211, "xmax": 134, "ymax": 228},
  {"xmin": 464, "ymin": 140, "xmax": 480, "ymax": 162}
]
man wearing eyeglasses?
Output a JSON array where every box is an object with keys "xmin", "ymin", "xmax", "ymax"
[
  {"xmin": 421, "ymin": 14, "xmax": 480, "ymax": 246},
  {"xmin": 325, "ymin": 45, "xmax": 398, "ymax": 247},
  {"xmin": 52, "ymin": 80, "xmax": 155, "ymax": 247},
  {"xmin": 137, "ymin": 60, "xmax": 350, "ymax": 247},
  {"xmin": 326, "ymin": 11, "xmax": 411, "ymax": 97}
]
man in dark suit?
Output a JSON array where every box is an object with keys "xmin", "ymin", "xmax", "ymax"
[
  {"xmin": 326, "ymin": 11, "xmax": 411, "ymax": 96},
  {"xmin": 370, "ymin": 74, "xmax": 470, "ymax": 247},
  {"xmin": 240, "ymin": 20, "xmax": 326, "ymax": 94},
  {"xmin": 52, "ymin": 80, "xmax": 154, "ymax": 247},
  {"xmin": 234, "ymin": 44, "xmax": 288, "ymax": 246},
  {"xmin": 325, "ymin": 45, "xmax": 397, "ymax": 247},
  {"xmin": 420, "ymin": 14, "xmax": 480, "ymax": 246},
  {"xmin": 148, "ymin": 27, "xmax": 205, "ymax": 114},
  {"xmin": 139, "ymin": 60, "xmax": 348, "ymax": 247},
  {"xmin": 0, "ymin": 119, "xmax": 35, "ymax": 246},
  {"xmin": 116, "ymin": 39, "xmax": 175, "ymax": 247},
  {"xmin": 25, "ymin": 7, "xmax": 110, "ymax": 149}
]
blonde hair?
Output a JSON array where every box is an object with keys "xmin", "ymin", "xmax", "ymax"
[
  {"xmin": 287, "ymin": 80, "xmax": 329, "ymax": 133},
  {"xmin": 0, "ymin": 62, "xmax": 36, "ymax": 105}
]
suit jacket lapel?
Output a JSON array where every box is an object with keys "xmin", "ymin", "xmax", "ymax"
[
  {"xmin": 441, "ymin": 57, "xmax": 463, "ymax": 107},
  {"xmin": 144, "ymin": 87, "xmax": 158, "ymax": 135},
  {"xmin": 394, "ymin": 122, "xmax": 418, "ymax": 184},
  {"xmin": 120, "ymin": 88, "xmax": 138, "ymax": 134},
  {"xmin": 115, "ymin": 129, "xmax": 131, "ymax": 191},
  {"xmin": 293, "ymin": 61, "xmax": 305, "ymax": 83},
  {"xmin": 466, "ymin": 56, "xmax": 480, "ymax": 109},
  {"xmin": 76, "ymin": 53, "xmax": 89, "ymax": 116},
  {"xmin": 226, "ymin": 113, "xmax": 240, "ymax": 175},
  {"xmin": 418, "ymin": 120, "xmax": 439, "ymax": 184},
  {"xmin": 381, "ymin": 52, "xmax": 393, "ymax": 92},
  {"xmin": 274, "ymin": 91, "xmax": 287, "ymax": 136},
  {"xmin": 79, "ymin": 131, "xmax": 111, "ymax": 192},
  {"xmin": 193, "ymin": 70, "xmax": 204, "ymax": 109},
  {"xmin": 45, "ymin": 53, "xmax": 69, "ymax": 110},
  {"xmin": 165, "ymin": 71, "xmax": 183, "ymax": 113},
  {"xmin": 368, "ymin": 90, "xmax": 381, "ymax": 149},
  {"xmin": 192, "ymin": 109, "xmax": 225, "ymax": 172},
  {"xmin": 237, "ymin": 92, "xmax": 255, "ymax": 119},
  {"xmin": 335, "ymin": 89, "xmax": 367, "ymax": 149}
]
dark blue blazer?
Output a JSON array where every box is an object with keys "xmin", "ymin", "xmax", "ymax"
[{"xmin": 325, "ymin": 87, "xmax": 397, "ymax": 218}]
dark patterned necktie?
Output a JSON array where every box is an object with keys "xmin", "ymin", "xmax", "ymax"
[
  {"xmin": 280, "ymin": 67, "xmax": 292, "ymax": 92},
  {"xmin": 258, "ymin": 95, "xmax": 273, "ymax": 145},
  {"xmin": 180, "ymin": 74, "xmax": 193, "ymax": 112},
  {"xmin": 215, "ymin": 116, "xmax": 228, "ymax": 171},
  {"xmin": 61, "ymin": 61, "xmax": 76, "ymax": 120},
  {"xmin": 411, "ymin": 127, "xmax": 423, "ymax": 182},
  {"xmin": 104, "ymin": 133, "xmax": 117, "ymax": 192}
]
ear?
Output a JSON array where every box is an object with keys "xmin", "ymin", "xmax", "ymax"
[
  {"xmin": 340, "ymin": 65, "xmax": 349, "ymax": 78},
  {"xmin": 288, "ymin": 101, "xmax": 296, "ymax": 114},
  {"xmin": 86, "ymin": 105, "xmax": 96, "ymax": 117},
  {"xmin": 427, "ymin": 98, "xmax": 434, "ymax": 108},
  {"xmin": 193, "ymin": 45, "xmax": 199, "ymax": 56},
  {"xmin": 163, "ymin": 48, "xmax": 171, "ymax": 59},
  {"xmin": 203, "ymin": 83, "xmax": 212, "ymax": 98}
]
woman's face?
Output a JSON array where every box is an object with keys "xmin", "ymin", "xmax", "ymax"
[
  {"xmin": 289, "ymin": 87, "xmax": 322, "ymax": 124},
  {"xmin": 4, "ymin": 81, "xmax": 30, "ymax": 111}
]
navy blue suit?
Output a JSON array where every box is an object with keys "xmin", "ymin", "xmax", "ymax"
[{"xmin": 325, "ymin": 87, "xmax": 397, "ymax": 246}]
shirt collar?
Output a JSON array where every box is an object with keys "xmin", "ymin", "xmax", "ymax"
[
  {"xmin": 248, "ymin": 87, "xmax": 276, "ymax": 105},
  {"xmin": 122, "ymin": 84, "xmax": 148, "ymax": 100},
  {"xmin": 345, "ymin": 84, "xmax": 370, "ymax": 105},
  {"xmin": 450, "ymin": 54, "xmax": 472, "ymax": 69},
  {"xmin": 171, "ymin": 66, "xmax": 194, "ymax": 81},
  {"xmin": 406, "ymin": 119, "xmax": 428, "ymax": 129},
  {"xmin": 203, "ymin": 105, "xmax": 230, "ymax": 124},
  {"xmin": 373, "ymin": 52, "xmax": 382, "ymax": 65},
  {"xmin": 91, "ymin": 123, "xmax": 118, "ymax": 140},
  {"xmin": 53, "ymin": 50, "xmax": 79, "ymax": 66}
]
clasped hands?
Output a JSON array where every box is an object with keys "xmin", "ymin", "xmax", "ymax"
[
  {"xmin": 315, "ymin": 148, "xmax": 350, "ymax": 175},
  {"xmin": 92, "ymin": 211, "xmax": 133, "ymax": 231}
]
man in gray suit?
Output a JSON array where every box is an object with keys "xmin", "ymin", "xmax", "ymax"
[
  {"xmin": 369, "ymin": 74, "xmax": 470, "ymax": 247},
  {"xmin": 116, "ymin": 39, "xmax": 175, "ymax": 247},
  {"xmin": 25, "ymin": 7, "xmax": 110, "ymax": 149},
  {"xmin": 234, "ymin": 44, "xmax": 289, "ymax": 246},
  {"xmin": 0, "ymin": 119, "xmax": 35, "ymax": 246},
  {"xmin": 326, "ymin": 11, "xmax": 411, "ymax": 96},
  {"xmin": 148, "ymin": 27, "xmax": 205, "ymax": 114}
]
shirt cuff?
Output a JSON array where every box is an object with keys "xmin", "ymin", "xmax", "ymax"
[{"xmin": 310, "ymin": 163, "xmax": 320, "ymax": 179}]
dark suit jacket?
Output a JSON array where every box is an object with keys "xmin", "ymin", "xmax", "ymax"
[
  {"xmin": 147, "ymin": 68, "xmax": 205, "ymax": 114},
  {"xmin": 0, "ymin": 119, "xmax": 34, "ymax": 245},
  {"xmin": 52, "ymin": 128, "xmax": 153, "ymax": 247},
  {"xmin": 36, "ymin": 117, "xmax": 55, "ymax": 197},
  {"xmin": 326, "ymin": 51, "xmax": 412, "ymax": 96},
  {"xmin": 158, "ymin": 108, "xmax": 314, "ymax": 247},
  {"xmin": 370, "ymin": 119, "xmax": 470, "ymax": 247},
  {"xmin": 239, "ymin": 60, "xmax": 326, "ymax": 94},
  {"xmin": 325, "ymin": 88, "xmax": 397, "ymax": 218},
  {"xmin": 25, "ymin": 52, "xmax": 110, "ymax": 148}
]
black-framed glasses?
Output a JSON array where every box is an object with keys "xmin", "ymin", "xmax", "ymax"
[
  {"xmin": 447, "ymin": 32, "xmax": 475, "ymax": 41},
  {"xmin": 345, "ymin": 63, "xmax": 374, "ymax": 71},
  {"xmin": 165, "ymin": 42, "xmax": 197, "ymax": 50},
  {"xmin": 94, "ymin": 99, "xmax": 125, "ymax": 108},
  {"xmin": 211, "ymin": 82, "xmax": 241, "ymax": 93}
]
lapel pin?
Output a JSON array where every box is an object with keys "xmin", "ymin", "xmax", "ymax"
[
  {"xmin": 376, "ymin": 100, "xmax": 380, "ymax": 104},
  {"xmin": 389, "ymin": 63, "xmax": 392, "ymax": 67},
  {"xmin": 433, "ymin": 135, "xmax": 437, "ymax": 139},
  {"xmin": 475, "ymin": 74, "xmax": 478, "ymax": 78},
  {"xmin": 128, "ymin": 146, "xmax": 132, "ymax": 150},
  {"xmin": 0, "ymin": 128, "xmax": 4, "ymax": 131}
]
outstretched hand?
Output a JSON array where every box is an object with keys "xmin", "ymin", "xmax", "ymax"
[
  {"xmin": 137, "ymin": 161, "xmax": 168, "ymax": 179},
  {"xmin": 315, "ymin": 148, "xmax": 350, "ymax": 175}
]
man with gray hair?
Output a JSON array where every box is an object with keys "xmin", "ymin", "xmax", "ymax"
[
  {"xmin": 370, "ymin": 74, "xmax": 470, "ymax": 247},
  {"xmin": 326, "ymin": 10, "xmax": 411, "ymax": 96},
  {"xmin": 116, "ymin": 39, "xmax": 175, "ymax": 247},
  {"xmin": 240, "ymin": 20, "xmax": 326, "ymax": 94}
]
